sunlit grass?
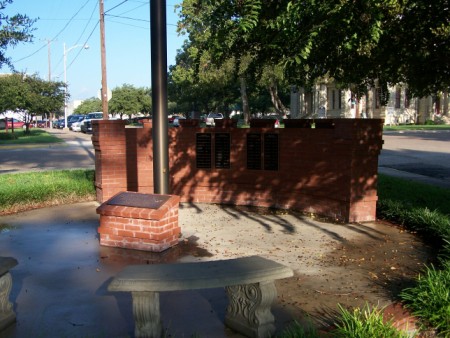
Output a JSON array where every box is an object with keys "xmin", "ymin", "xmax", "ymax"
[
  {"xmin": 0, "ymin": 129, "xmax": 63, "ymax": 144},
  {"xmin": 0, "ymin": 170, "xmax": 96, "ymax": 215},
  {"xmin": 384, "ymin": 124, "xmax": 450, "ymax": 131},
  {"xmin": 332, "ymin": 304, "xmax": 408, "ymax": 338}
]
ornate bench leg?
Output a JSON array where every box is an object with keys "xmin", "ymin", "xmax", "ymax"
[
  {"xmin": 0, "ymin": 272, "xmax": 16, "ymax": 331},
  {"xmin": 132, "ymin": 291, "xmax": 162, "ymax": 338},
  {"xmin": 225, "ymin": 281, "xmax": 277, "ymax": 338}
]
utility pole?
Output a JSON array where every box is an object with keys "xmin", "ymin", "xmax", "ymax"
[{"xmin": 99, "ymin": 0, "xmax": 109, "ymax": 119}]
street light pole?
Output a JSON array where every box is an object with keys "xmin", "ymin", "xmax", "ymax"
[{"xmin": 63, "ymin": 43, "xmax": 89, "ymax": 130}]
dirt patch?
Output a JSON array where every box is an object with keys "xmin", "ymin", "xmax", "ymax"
[
  {"xmin": 274, "ymin": 220, "xmax": 434, "ymax": 332},
  {"xmin": 174, "ymin": 204, "xmax": 437, "ymax": 334}
]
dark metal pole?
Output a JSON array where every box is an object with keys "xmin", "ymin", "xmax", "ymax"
[{"xmin": 150, "ymin": 0, "xmax": 169, "ymax": 194}]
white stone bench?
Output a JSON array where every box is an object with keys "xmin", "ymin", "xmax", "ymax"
[
  {"xmin": 108, "ymin": 255, "xmax": 293, "ymax": 338},
  {"xmin": 0, "ymin": 257, "xmax": 18, "ymax": 331}
]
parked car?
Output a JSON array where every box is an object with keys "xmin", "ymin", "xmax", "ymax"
[
  {"xmin": 80, "ymin": 112, "xmax": 103, "ymax": 133},
  {"xmin": 70, "ymin": 116, "xmax": 85, "ymax": 132},
  {"xmin": 36, "ymin": 119, "xmax": 50, "ymax": 128},
  {"xmin": 0, "ymin": 118, "xmax": 25, "ymax": 129},
  {"xmin": 67, "ymin": 115, "xmax": 83, "ymax": 130},
  {"xmin": 205, "ymin": 113, "xmax": 224, "ymax": 127},
  {"xmin": 51, "ymin": 118, "xmax": 65, "ymax": 129},
  {"xmin": 68, "ymin": 116, "xmax": 84, "ymax": 130},
  {"xmin": 56, "ymin": 119, "xmax": 66, "ymax": 129}
]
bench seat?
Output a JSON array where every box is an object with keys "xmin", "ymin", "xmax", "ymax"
[{"xmin": 108, "ymin": 255, "xmax": 293, "ymax": 338}]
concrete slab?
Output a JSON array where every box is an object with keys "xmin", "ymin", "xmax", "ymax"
[{"xmin": 0, "ymin": 201, "xmax": 433, "ymax": 337}]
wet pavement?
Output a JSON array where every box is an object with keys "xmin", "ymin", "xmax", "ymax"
[{"xmin": 0, "ymin": 201, "xmax": 433, "ymax": 337}]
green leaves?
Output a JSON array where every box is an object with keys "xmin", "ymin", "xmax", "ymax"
[
  {"xmin": 0, "ymin": 73, "xmax": 66, "ymax": 117},
  {"xmin": 73, "ymin": 97, "xmax": 102, "ymax": 115},
  {"xmin": 0, "ymin": 0, "xmax": 36, "ymax": 69},
  {"xmin": 109, "ymin": 84, "xmax": 151, "ymax": 118}
]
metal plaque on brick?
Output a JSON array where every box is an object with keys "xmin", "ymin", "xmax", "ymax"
[{"xmin": 107, "ymin": 192, "xmax": 171, "ymax": 209}]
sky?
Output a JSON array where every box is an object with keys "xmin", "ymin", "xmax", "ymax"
[{"xmin": 1, "ymin": 0, "xmax": 186, "ymax": 102}]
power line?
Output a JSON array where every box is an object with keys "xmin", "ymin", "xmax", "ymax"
[
  {"xmin": 52, "ymin": 1, "xmax": 99, "ymax": 76},
  {"xmin": 105, "ymin": 0, "xmax": 129, "ymax": 14},
  {"xmin": 13, "ymin": 0, "xmax": 93, "ymax": 64},
  {"xmin": 59, "ymin": 20, "xmax": 100, "ymax": 78},
  {"xmin": 105, "ymin": 13, "xmax": 149, "ymax": 23},
  {"xmin": 107, "ymin": 18, "xmax": 148, "ymax": 30},
  {"xmin": 105, "ymin": 13, "xmax": 178, "ymax": 27},
  {"xmin": 116, "ymin": 2, "xmax": 148, "ymax": 16},
  {"xmin": 74, "ymin": 1, "xmax": 99, "ymax": 47}
]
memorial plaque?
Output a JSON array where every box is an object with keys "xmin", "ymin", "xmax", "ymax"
[{"xmin": 107, "ymin": 192, "xmax": 171, "ymax": 209}]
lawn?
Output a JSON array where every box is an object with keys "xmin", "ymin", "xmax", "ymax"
[
  {"xmin": 0, "ymin": 170, "xmax": 96, "ymax": 215},
  {"xmin": 383, "ymin": 124, "xmax": 450, "ymax": 131},
  {"xmin": 0, "ymin": 129, "xmax": 63, "ymax": 145}
]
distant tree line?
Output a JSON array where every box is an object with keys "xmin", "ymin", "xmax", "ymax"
[
  {"xmin": 74, "ymin": 84, "xmax": 152, "ymax": 120},
  {"xmin": 0, "ymin": 73, "xmax": 66, "ymax": 132}
]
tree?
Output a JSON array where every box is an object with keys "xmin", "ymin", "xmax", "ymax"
[
  {"xmin": 73, "ymin": 97, "xmax": 102, "ymax": 115},
  {"xmin": 168, "ymin": 42, "xmax": 238, "ymax": 116},
  {"xmin": 176, "ymin": 0, "xmax": 448, "ymax": 111},
  {"xmin": 267, "ymin": 0, "xmax": 449, "ymax": 99},
  {"xmin": 0, "ymin": 73, "xmax": 66, "ymax": 133},
  {"xmin": 177, "ymin": 0, "xmax": 264, "ymax": 122},
  {"xmin": 0, "ymin": 0, "xmax": 36, "ymax": 69},
  {"xmin": 108, "ymin": 84, "xmax": 151, "ymax": 119}
]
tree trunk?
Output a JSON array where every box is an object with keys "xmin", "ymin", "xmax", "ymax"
[
  {"xmin": 240, "ymin": 76, "xmax": 250, "ymax": 124},
  {"xmin": 268, "ymin": 81, "xmax": 288, "ymax": 115}
]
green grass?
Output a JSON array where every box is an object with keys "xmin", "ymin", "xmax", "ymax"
[
  {"xmin": 377, "ymin": 174, "xmax": 450, "ymax": 336},
  {"xmin": 377, "ymin": 174, "xmax": 450, "ymax": 248},
  {"xmin": 400, "ymin": 261, "xmax": 450, "ymax": 336},
  {"xmin": 276, "ymin": 304, "xmax": 408, "ymax": 338},
  {"xmin": 332, "ymin": 303, "xmax": 408, "ymax": 338},
  {"xmin": 383, "ymin": 124, "xmax": 450, "ymax": 131},
  {"xmin": 0, "ymin": 170, "xmax": 96, "ymax": 215},
  {"xmin": 0, "ymin": 129, "xmax": 63, "ymax": 144}
]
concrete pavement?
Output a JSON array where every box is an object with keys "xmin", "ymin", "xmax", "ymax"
[{"xmin": 0, "ymin": 201, "xmax": 429, "ymax": 337}]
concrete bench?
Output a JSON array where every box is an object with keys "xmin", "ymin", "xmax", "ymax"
[
  {"xmin": 108, "ymin": 255, "xmax": 293, "ymax": 338},
  {"xmin": 0, "ymin": 257, "xmax": 18, "ymax": 331}
]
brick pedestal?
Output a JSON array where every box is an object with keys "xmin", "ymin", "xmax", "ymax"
[{"xmin": 96, "ymin": 192, "xmax": 180, "ymax": 252}]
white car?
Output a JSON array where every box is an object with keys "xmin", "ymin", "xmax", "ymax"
[
  {"xmin": 71, "ymin": 119, "xmax": 84, "ymax": 132},
  {"xmin": 81, "ymin": 112, "xmax": 103, "ymax": 133},
  {"xmin": 205, "ymin": 112, "xmax": 223, "ymax": 126}
]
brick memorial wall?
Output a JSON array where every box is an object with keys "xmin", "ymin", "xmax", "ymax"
[{"xmin": 92, "ymin": 118, "xmax": 383, "ymax": 223}]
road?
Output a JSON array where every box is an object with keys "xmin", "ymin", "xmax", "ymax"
[
  {"xmin": 0, "ymin": 128, "xmax": 95, "ymax": 174},
  {"xmin": 379, "ymin": 130, "xmax": 450, "ymax": 188},
  {"xmin": 1, "ymin": 127, "xmax": 450, "ymax": 189}
]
